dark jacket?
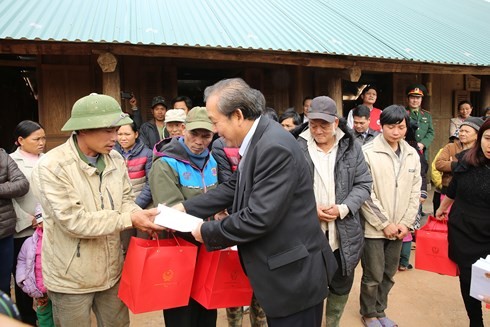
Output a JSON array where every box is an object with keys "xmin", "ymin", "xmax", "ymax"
[
  {"xmin": 138, "ymin": 120, "xmax": 169, "ymax": 151},
  {"xmin": 114, "ymin": 138, "xmax": 153, "ymax": 208},
  {"xmin": 354, "ymin": 128, "xmax": 379, "ymax": 145},
  {"xmin": 184, "ymin": 117, "xmax": 337, "ymax": 318},
  {"xmin": 0, "ymin": 148, "xmax": 29, "ymax": 239},
  {"xmin": 211, "ymin": 137, "xmax": 239, "ymax": 184},
  {"xmin": 447, "ymin": 153, "xmax": 490, "ymax": 267},
  {"xmin": 298, "ymin": 127, "xmax": 372, "ymax": 276}
]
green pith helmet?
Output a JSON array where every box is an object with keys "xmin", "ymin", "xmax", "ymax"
[{"xmin": 61, "ymin": 93, "xmax": 133, "ymax": 131}]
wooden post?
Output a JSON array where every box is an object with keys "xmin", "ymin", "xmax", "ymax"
[
  {"xmin": 480, "ymin": 75, "xmax": 490, "ymax": 111},
  {"xmin": 341, "ymin": 66, "xmax": 362, "ymax": 83},
  {"xmin": 315, "ymin": 70, "xmax": 342, "ymax": 115},
  {"xmin": 163, "ymin": 63, "xmax": 178, "ymax": 102},
  {"xmin": 97, "ymin": 52, "xmax": 121, "ymax": 103},
  {"xmin": 291, "ymin": 66, "xmax": 304, "ymax": 113}
]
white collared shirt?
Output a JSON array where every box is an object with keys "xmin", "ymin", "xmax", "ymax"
[
  {"xmin": 238, "ymin": 117, "xmax": 261, "ymax": 166},
  {"xmin": 301, "ymin": 128, "xmax": 349, "ymax": 251}
]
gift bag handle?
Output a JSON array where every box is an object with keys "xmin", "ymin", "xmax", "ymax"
[
  {"xmin": 171, "ymin": 232, "xmax": 181, "ymax": 247},
  {"xmin": 150, "ymin": 231, "xmax": 185, "ymax": 253},
  {"xmin": 149, "ymin": 231, "xmax": 181, "ymax": 246},
  {"xmin": 426, "ymin": 216, "xmax": 448, "ymax": 231}
]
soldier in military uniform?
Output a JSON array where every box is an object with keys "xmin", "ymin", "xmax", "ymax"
[{"xmin": 405, "ymin": 84, "xmax": 435, "ymax": 156}]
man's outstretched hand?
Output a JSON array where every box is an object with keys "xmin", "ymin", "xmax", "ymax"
[{"xmin": 131, "ymin": 208, "xmax": 165, "ymax": 234}]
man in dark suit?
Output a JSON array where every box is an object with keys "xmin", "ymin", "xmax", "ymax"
[{"xmin": 175, "ymin": 78, "xmax": 336, "ymax": 326}]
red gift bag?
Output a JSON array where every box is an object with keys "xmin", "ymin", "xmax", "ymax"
[
  {"xmin": 191, "ymin": 246, "xmax": 253, "ymax": 309},
  {"xmin": 415, "ymin": 216, "xmax": 459, "ymax": 276},
  {"xmin": 118, "ymin": 236, "xmax": 198, "ymax": 313}
]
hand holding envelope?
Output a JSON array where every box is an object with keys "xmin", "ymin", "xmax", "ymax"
[{"xmin": 154, "ymin": 204, "xmax": 203, "ymax": 233}]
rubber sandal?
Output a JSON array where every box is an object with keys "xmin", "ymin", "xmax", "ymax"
[
  {"xmin": 361, "ymin": 317, "xmax": 383, "ymax": 327},
  {"xmin": 378, "ymin": 316, "xmax": 398, "ymax": 327}
]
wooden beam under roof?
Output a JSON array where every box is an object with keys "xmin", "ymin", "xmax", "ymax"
[{"xmin": 1, "ymin": 40, "xmax": 490, "ymax": 75}]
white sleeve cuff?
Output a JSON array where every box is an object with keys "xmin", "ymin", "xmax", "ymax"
[{"xmin": 338, "ymin": 204, "xmax": 349, "ymax": 219}]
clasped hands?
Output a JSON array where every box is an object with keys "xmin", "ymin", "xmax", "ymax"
[
  {"xmin": 317, "ymin": 204, "xmax": 340, "ymax": 222},
  {"xmin": 383, "ymin": 223, "xmax": 409, "ymax": 240}
]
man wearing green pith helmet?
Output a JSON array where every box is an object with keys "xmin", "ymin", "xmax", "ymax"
[{"xmin": 31, "ymin": 93, "xmax": 164, "ymax": 327}]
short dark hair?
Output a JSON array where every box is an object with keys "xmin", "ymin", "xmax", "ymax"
[
  {"xmin": 279, "ymin": 109, "xmax": 302, "ymax": 126},
  {"xmin": 361, "ymin": 85, "xmax": 378, "ymax": 96},
  {"xmin": 118, "ymin": 122, "xmax": 138, "ymax": 133},
  {"xmin": 380, "ymin": 105, "xmax": 409, "ymax": 127},
  {"xmin": 12, "ymin": 120, "xmax": 44, "ymax": 152},
  {"xmin": 303, "ymin": 96, "xmax": 313, "ymax": 106},
  {"xmin": 352, "ymin": 105, "xmax": 371, "ymax": 120},
  {"xmin": 457, "ymin": 100, "xmax": 472, "ymax": 109},
  {"xmin": 204, "ymin": 78, "xmax": 263, "ymax": 120},
  {"xmin": 263, "ymin": 107, "xmax": 279, "ymax": 122},
  {"xmin": 171, "ymin": 96, "xmax": 193, "ymax": 110},
  {"xmin": 483, "ymin": 107, "xmax": 490, "ymax": 117},
  {"xmin": 13, "ymin": 120, "xmax": 43, "ymax": 142}
]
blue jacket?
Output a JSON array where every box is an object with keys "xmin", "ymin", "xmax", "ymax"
[{"xmin": 149, "ymin": 137, "xmax": 218, "ymax": 209}]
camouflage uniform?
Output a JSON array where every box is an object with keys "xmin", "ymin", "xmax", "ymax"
[{"xmin": 226, "ymin": 294, "xmax": 267, "ymax": 327}]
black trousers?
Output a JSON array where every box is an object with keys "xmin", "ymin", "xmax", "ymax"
[
  {"xmin": 329, "ymin": 249, "xmax": 355, "ymax": 295},
  {"xmin": 432, "ymin": 190, "xmax": 441, "ymax": 214},
  {"xmin": 163, "ymin": 298, "xmax": 217, "ymax": 327},
  {"xmin": 13, "ymin": 236, "xmax": 37, "ymax": 326},
  {"xmin": 459, "ymin": 265, "xmax": 484, "ymax": 327},
  {"xmin": 266, "ymin": 301, "xmax": 323, "ymax": 327}
]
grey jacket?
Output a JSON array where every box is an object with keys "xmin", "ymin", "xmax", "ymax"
[
  {"xmin": 0, "ymin": 148, "xmax": 29, "ymax": 239},
  {"xmin": 298, "ymin": 130, "xmax": 372, "ymax": 276}
]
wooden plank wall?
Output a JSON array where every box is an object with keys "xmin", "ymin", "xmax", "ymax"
[
  {"xmin": 39, "ymin": 62, "xmax": 93, "ymax": 151},
  {"xmin": 120, "ymin": 57, "xmax": 176, "ymax": 122},
  {"xmin": 34, "ymin": 54, "xmax": 470, "ymax": 155},
  {"xmin": 428, "ymin": 74, "xmax": 465, "ymax": 161}
]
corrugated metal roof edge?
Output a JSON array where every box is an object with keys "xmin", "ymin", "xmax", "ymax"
[{"xmin": 1, "ymin": 38, "xmax": 488, "ymax": 67}]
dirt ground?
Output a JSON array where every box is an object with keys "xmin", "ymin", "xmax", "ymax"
[{"xmin": 125, "ymin": 252, "xmax": 490, "ymax": 327}]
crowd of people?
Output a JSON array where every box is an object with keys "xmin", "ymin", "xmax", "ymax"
[{"xmin": 0, "ymin": 80, "xmax": 489, "ymax": 327}]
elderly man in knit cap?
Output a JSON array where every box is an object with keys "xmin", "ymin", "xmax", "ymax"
[{"xmin": 435, "ymin": 116, "xmax": 485, "ymax": 195}]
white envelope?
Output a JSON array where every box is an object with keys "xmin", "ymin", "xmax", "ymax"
[
  {"xmin": 470, "ymin": 255, "xmax": 490, "ymax": 301},
  {"xmin": 154, "ymin": 204, "xmax": 203, "ymax": 232}
]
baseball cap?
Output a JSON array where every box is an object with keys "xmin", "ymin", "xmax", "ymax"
[
  {"xmin": 164, "ymin": 109, "xmax": 186, "ymax": 123},
  {"xmin": 185, "ymin": 107, "xmax": 213, "ymax": 132},
  {"xmin": 151, "ymin": 96, "xmax": 167, "ymax": 109},
  {"xmin": 308, "ymin": 96, "xmax": 337, "ymax": 123}
]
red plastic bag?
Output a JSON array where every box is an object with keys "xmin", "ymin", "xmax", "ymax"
[
  {"xmin": 191, "ymin": 246, "xmax": 253, "ymax": 309},
  {"xmin": 118, "ymin": 236, "xmax": 198, "ymax": 313},
  {"xmin": 415, "ymin": 216, "xmax": 459, "ymax": 276}
]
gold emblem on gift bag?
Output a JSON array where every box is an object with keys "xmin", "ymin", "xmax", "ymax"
[{"xmin": 163, "ymin": 269, "xmax": 174, "ymax": 282}]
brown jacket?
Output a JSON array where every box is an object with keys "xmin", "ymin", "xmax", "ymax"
[{"xmin": 435, "ymin": 141, "xmax": 464, "ymax": 189}]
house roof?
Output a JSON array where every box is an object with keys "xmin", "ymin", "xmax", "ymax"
[{"xmin": 1, "ymin": 0, "xmax": 489, "ymax": 67}]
